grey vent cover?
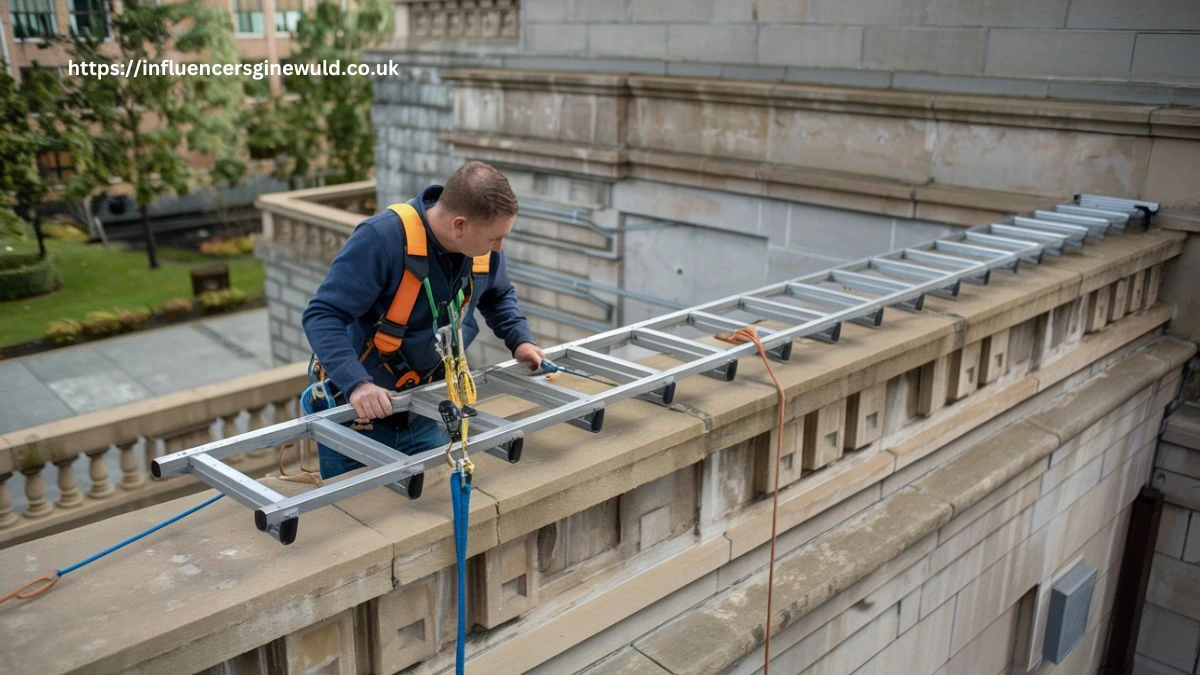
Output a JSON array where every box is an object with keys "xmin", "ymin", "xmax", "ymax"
[{"xmin": 1043, "ymin": 560, "xmax": 1096, "ymax": 664}]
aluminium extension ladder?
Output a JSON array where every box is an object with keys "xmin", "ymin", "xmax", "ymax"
[{"xmin": 152, "ymin": 194, "xmax": 1159, "ymax": 544}]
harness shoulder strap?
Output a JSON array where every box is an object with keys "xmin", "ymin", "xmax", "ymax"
[
  {"xmin": 373, "ymin": 203, "xmax": 431, "ymax": 358},
  {"xmin": 472, "ymin": 254, "xmax": 490, "ymax": 275}
]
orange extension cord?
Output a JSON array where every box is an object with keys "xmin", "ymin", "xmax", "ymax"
[{"xmin": 716, "ymin": 326, "xmax": 786, "ymax": 675}]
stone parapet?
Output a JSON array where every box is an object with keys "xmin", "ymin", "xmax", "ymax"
[
  {"xmin": 0, "ymin": 227, "xmax": 1187, "ymax": 674},
  {"xmin": 0, "ymin": 363, "xmax": 310, "ymax": 550}
]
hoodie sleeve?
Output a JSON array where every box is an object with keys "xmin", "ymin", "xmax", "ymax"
[
  {"xmin": 301, "ymin": 222, "xmax": 390, "ymax": 395},
  {"xmin": 475, "ymin": 252, "xmax": 537, "ymax": 353}
]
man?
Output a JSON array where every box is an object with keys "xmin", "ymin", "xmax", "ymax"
[{"xmin": 302, "ymin": 161, "xmax": 544, "ymax": 479}]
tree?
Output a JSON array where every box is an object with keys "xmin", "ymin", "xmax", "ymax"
[
  {"xmin": 50, "ymin": 0, "xmax": 243, "ymax": 268},
  {"xmin": 260, "ymin": 0, "xmax": 392, "ymax": 188},
  {"xmin": 0, "ymin": 59, "xmax": 89, "ymax": 257}
]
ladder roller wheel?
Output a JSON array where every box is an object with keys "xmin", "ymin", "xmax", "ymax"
[
  {"xmin": 661, "ymin": 382, "xmax": 677, "ymax": 405},
  {"xmin": 279, "ymin": 517, "xmax": 299, "ymax": 545},
  {"xmin": 505, "ymin": 438, "xmax": 524, "ymax": 463},
  {"xmin": 406, "ymin": 472, "xmax": 424, "ymax": 500},
  {"xmin": 723, "ymin": 359, "xmax": 738, "ymax": 382}
]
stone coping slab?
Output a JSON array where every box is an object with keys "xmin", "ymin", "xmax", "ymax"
[
  {"xmin": 0, "ymin": 477, "xmax": 393, "ymax": 675},
  {"xmin": 0, "ymin": 229, "xmax": 1183, "ymax": 673},
  {"xmin": 633, "ymin": 337, "xmax": 1195, "ymax": 674}
]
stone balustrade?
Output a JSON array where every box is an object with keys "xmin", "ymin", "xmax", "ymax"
[
  {"xmin": 0, "ymin": 223, "xmax": 1189, "ymax": 674},
  {"xmin": 0, "ymin": 364, "xmax": 310, "ymax": 549}
]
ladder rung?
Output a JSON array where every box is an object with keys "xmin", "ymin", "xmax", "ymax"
[
  {"xmin": 191, "ymin": 454, "xmax": 286, "ymax": 510},
  {"xmin": 933, "ymin": 240, "xmax": 1019, "ymax": 273},
  {"xmin": 687, "ymin": 311, "xmax": 792, "ymax": 361},
  {"xmin": 786, "ymin": 283, "xmax": 883, "ymax": 327},
  {"xmin": 486, "ymin": 370, "xmax": 605, "ymax": 432},
  {"xmin": 1011, "ymin": 216, "xmax": 1094, "ymax": 242},
  {"xmin": 739, "ymin": 297, "xmax": 841, "ymax": 342},
  {"xmin": 902, "ymin": 248, "xmax": 992, "ymax": 283},
  {"xmin": 1033, "ymin": 209, "xmax": 1110, "ymax": 233},
  {"xmin": 562, "ymin": 346, "xmax": 676, "ymax": 405},
  {"xmin": 1054, "ymin": 204, "xmax": 1128, "ymax": 229},
  {"xmin": 310, "ymin": 419, "xmax": 429, "ymax": 492},
  {"xmin": 1077, "ymin": 194, "xmax": 1158, "ymax": 215},
  {"xmin": 962, "ymin": 232, "xmax": 1044, "ymax": 264},
  {"xmin": 153, "ymin": 420, "xmax": 312, "ymax": 477},
  {"xmin": 406, "ymin": 396, "xmax": 524, "ymax": 463},
  {"xmin": 632, "ymin": 327, "xmax": 739, "ymax": 380},
  {"xmin": 837, "ymin": 268, "xmax": 933, "ymax": 307},
  {"xmin": 989, "ymin": 224, "xmax": 1071, "ymax": 253}
]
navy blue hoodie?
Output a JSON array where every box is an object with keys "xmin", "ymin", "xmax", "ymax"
[{"xmin": 301, "ymin": 185, "xmax": 536, "ymax": 397}]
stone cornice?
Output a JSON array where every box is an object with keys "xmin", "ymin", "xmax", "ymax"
[{"xmin": 443, "ymin": 68, "xmax": 1199, "ymax": 139}]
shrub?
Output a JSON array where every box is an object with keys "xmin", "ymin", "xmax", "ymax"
[
  {"xmin": 159, "ymin": 297, "xmax": 194, "ymax": 321},
  {"xmin": 80, "ymin": 311, "xmax": 120, "ymax": 338},
  {"xmin": 41, "ymin": 220, "xmax": 90, "ymax": 241},
  {"xmin": 199, "ymin": 234, "xmax": 255, "ymax": 258},
  {"xmin": 45, "ymin": 319, "xmax": 82, "ymax": 345},
  {"xmin": 0, "ymin": 207, "xmax": 30, "ymax": 239},
  {"xmin": 116, "ymin": 307, "xmax": 152, "ymax": 331},
  {"xmin": 199, "ymin": 287, "xmax": 248, "ymax": 313},
  {"xmin": 234, "ymin": 234, "xmax": 256, "ymax": 255},
  {"xmin": 0, "ymin": 252, "xmax": 59, "ymax": 301}
]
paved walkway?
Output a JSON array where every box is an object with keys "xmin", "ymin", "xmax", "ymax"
[{"xmin": 0, "ymin": 308, "xmax": 276, "ymax": 436}]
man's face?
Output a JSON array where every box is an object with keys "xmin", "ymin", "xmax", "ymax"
[{"xmin": 453, "ymin": 214, "xmax": 514, "ymax": 257}]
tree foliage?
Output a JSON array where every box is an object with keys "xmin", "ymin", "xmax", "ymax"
[{"xmin": 256, "ymin": 0, "xmax": 392, "ymax": 188}]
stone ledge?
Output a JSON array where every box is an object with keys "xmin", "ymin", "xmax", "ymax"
[
  {"xmin": 0, "ymin": 230, "xmax": 1184, "ymax": 673},
  {"xmin": 631, "ymin": 337, "xmax": 1195, "ymax": 674}
]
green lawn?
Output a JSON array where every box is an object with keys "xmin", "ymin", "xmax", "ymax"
[{"xmin": 0, "ymin": 239, "xmax": 265, "ymax": 348}]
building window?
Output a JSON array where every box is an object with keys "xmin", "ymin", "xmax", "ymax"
[
  {"xmin": 235, "ymin": 0, "xmax": 264, "ymax": 34},
  {"xmin": 69, "ymin": 0, "xmax": 110, "ymax": 40},
  {"xmin": 11, "ymin": 0, "xmax": 57, "ymax": 40},
  {"xmin": 275, "ymin": 0, "xmax": 304, "ymax": 34},
  {"xmin": 38, "ymin": 148, "xmax": 76, "ymax": 182}
]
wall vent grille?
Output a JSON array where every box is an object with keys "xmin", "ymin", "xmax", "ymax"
[{"xmin": 1043, "ymin": 560, "xmax": 1097, "ymax": 664}]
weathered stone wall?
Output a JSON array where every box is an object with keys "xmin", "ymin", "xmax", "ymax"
[
  {"xmin": 0, "ymin": 226, "xmax": 1187, "ymax": 675},
  {"xmin": 500, "ymin": 0, "xmax": 1200, "ymax": 106},
  {"xmin": 1140, "ymin": 403, "xmax": 1200, "ymax": 674},
  {"xmin": 384, "ymin": 0, "xmax": 1200, "ymax": 105}
]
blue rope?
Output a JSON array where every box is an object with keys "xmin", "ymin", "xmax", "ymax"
[
  {"xmin": 56, "ymin": 494, "xmax": 224, "ymax": 577},
  {"xmin": 451, "ymin": 469, "xmax": 472, "ymax": 675}
]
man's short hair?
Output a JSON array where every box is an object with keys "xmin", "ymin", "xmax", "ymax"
[{"xmin": 439, "ymin": 161, "xmax": 519, "ymax": 222}]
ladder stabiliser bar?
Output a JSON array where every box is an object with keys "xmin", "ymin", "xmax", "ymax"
[{"xmin": 152, "ymin": 193, "xmax": 1155, "ymax": 543}]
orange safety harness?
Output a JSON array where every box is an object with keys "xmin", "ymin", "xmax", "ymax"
[{"xmin": 310, "ymin": 203, "xmax": 491, "ymax": 394}]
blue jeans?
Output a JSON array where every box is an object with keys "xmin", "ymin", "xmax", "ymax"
[{"xmin": 317, "ymin": 414, "xmax": 450, "ymax": 480}]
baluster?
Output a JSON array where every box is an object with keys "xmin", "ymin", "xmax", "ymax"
[
  {"xmin": 55, "ymin": 457, "xmax": 83, "ymax": 508},
  {"xmin": 86, "ymin": 447, "xmax": 115, "ymax": 499},
  {"xmin": 246, "ymin": 405, "xmax": 271, "ymax": 458},
  {"xmin": 0, "ymin": 473, "xmax": 18, "ymax": 528},
  {"xmin": 22, "ymin": 464, "xmax": 52, "ymax": 518},
  {"xmin": 119, "ymin": 440, "xmax": 145, "ymax": 490},
  {"xmin": 222, "ymin": 413, "xmax": 244, "ymax": 465}
]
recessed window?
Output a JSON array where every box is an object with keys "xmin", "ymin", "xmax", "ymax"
[
  {"xmin": 275, "ymin": 0, "xmax": 304, "ymax": 34},
  {"xmin": 38, "ymin": 148, "xmax": 76, "ymax": 182},
  {"xmin": 69, "ymin": 0, "xmax": 111, "ymax": 39},
  {"xmin": 12, "ymin": 0, "xmax": 57, "ymax": 39},
  {"xmin": 234, "ymin": 0, "xmax": 264, "ymax": 34}
]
